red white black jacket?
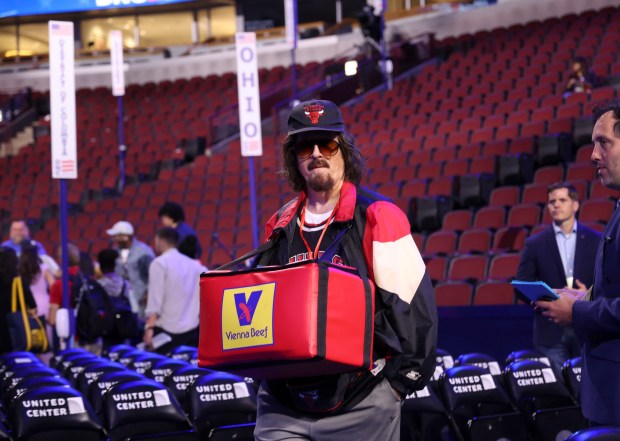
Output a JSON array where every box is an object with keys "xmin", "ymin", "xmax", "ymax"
[{"xmin": 258, "ymin": 182, "xmax": 438, "ymax": 396}]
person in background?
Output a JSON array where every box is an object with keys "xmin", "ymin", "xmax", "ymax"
[
  {"xmin": 143, "ymin": 227, "xmax": 202, "ymax": 354},
  {"xmin": 0, "ymin": 247, "xmax": 38, "ymax": 354},
  {"xmin": 106, "ymin": 221, "xmax": 154, "ymax": 319},
  {"xmin": 2, "ymin": 220, "xmax": 46, "ymax": 256},
  {"xmin": 536, "ymin": 100, "xmax": 620, "ymax": 426},
  {"xmin": 18, "ymin": 241, "xmax": 56, "ymax": 351},
  {"xmin": 97, "ymin": 248, "xmax": 135, "ymax": 347},
  {"xmin": 564, "ymin": 57, "xmax": 598, "ymax": 94},
  {"xmin": 158, "ymin": 201, "xmax": 202, "ymax": 260},
  {"xmin": 516, "ymin": 182, "xmax": 601, "ymax": 370}
]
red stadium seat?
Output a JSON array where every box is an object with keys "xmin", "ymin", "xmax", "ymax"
[
  {"xmin": 492, "ymin": 227, "xmax": 527, "ymax": 253},
  {"xmin": 435, "ymin": 281, "xmax": 473, "ymax": 306},
  {"xmin": 507, "ymin": 204, "xmax": 540, "ymax": 228},
  {"xmin": 579, "ymin": 199, "xmax": 615, "ymax": 224},
  {"xmin": 566, "ymin": 163, "xmax": 596, "ymax": 182},
  {"xmin": 442, "ymin": 210, "xmax": 473, "ymax": 232},
  {"xmin": 489, "ymin": 186, "xmax": 520, "ymax": 208},
  {"xmin": 473, "ymin": 281, "xmax": 515, "ymax": 305},
  {"xmin": 521, "ymin": 183, "xmax": 549, "ymax": 205},
  {"xmin": 448, "ymin": 255, "xmax": 488, "ymax": 281},
  {"xmin": 590, "ymin": 180, "xmax": 620, "ymax": 200},
  {"xmin": 457, "ymin": 228, "xmax": 492, "ymax": 254},
  {"xmin": 533, "ymin": 166, "xmax": 564, "ymax": 184},
  {"xmin": 473, "ymin": 206, "xmax": 506, "ymax": 229},
  {"xmin": 488, "ymin": 253, "xmax": 521, "ymax": 280},
  {"xmin": 426, "ymin": 256, "xmax": 448, "ymax": 282},
  {"xmin": 425, "ymin": 231, "xmax": 458, "ymax": 256}
]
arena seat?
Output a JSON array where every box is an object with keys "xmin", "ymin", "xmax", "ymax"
[
  {"xmin": 567, "ymin": 427, "xmax": 620, "ymax": 440},
  {"xmin": 504, "ymin": 360, "xmax": 588, "ymax": 441},
  {"xmin": 439, "ymin": 365, "xmax": 529, "ymax": 441},
  {"xmin": 473, "ymin": 281, "xmax": 515, "ymax": 305},
  {"xmin": 448, "ymin": 255, "xmax": 488, "ymax": 282},
  {"xmin": 88, "ymin": 370, "xmax": 145, "ymax": 416},
  {"xmin": 434, "ymin": 281, "xmax": 473, "ymax": 306},
  {"xmin": 143, "ymin": 358, "xmax": 189, "ymax": 384},
  {"xmin": 473, "ymin": 206, "xmax": 505, "ymax": 230},
  {"xmin": 562, "ymin": 357, "xmax": 582, "ymax": 402},
  {"xmin": 164, "ymin": 366, "xmax": 213, "ymax": 413},
  {"xmin": 456, "ymin": 228, "xmax": 491, "ymax": 254},
  {"xmin": 10, "ymin": 386, "xmax": 105, "ymax": 441},
  {"xmin": 76, "ymin": 362, "xmax": 127, "ymax": 396},
  {"xmin": 455, "ymin": 353, "xmax": 503, "ymax": 378},
  {"xmin": 401, "ymin": 384, "xmax": 459, "ymax": 441},
  {"xmin": 488, "ymin": 186, "xmax": 520, "ymax": 208},
  {"xmin": 186, "ymin": 372, "xmax": 257, "ymax": 439},
  {"xmin": 441, "ymin": 210, "xmax": 472, "ymax": 233},
  {"xmin": 487, "ymin": 253, "xmax": 520, "ymax": 280},
  {"xmin": 505, "ymin": 349, "xmax": 551, "ymax": 368},
  {"xmin": 424, "ymin": 230, "xmax": 457, "ymax": 256},
  {"xmin": 102, "ymin": 379, "xmax": 191, "ymax": 441}
]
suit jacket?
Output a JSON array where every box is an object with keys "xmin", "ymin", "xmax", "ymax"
[
  {"xmin": 517, "ymin": 223, "xmax": 601, "ymax": 347},
  {"xmin": 573, "ymin": 208, "xmax": 620, "ymax": 425}
]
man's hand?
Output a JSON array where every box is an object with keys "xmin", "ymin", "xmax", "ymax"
[
  {"xmin": 143, "ymin": 328, "xmax": 154, "ymax": 350},
  {"xmin": 535, "ymin": 292, "xmax": 580, "ymax": 326},
  {"xmin": 574, "ymin": 279, "xmax": 588, "ymax": 293}
]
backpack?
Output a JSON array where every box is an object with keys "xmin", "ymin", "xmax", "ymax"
[
  {"xmin": 107, "ymin": 282, "xmax": 140, "ymax": 340},
  {"xmin": 71, "ymin": 273, "xmax": 115, "ymax": 343}
]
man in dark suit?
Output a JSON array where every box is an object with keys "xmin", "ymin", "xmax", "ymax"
[
  {"xmin": 517, "ymin": 182, "xmax": 601, "ymax": 369},
  {"xmin": 537, "ymin": 100, "xmax": 620, "ymax": 426}
]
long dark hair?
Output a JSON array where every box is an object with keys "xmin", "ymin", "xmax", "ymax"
[
  {"xmin": 0, "ymin": 247, "xmax": 19, "ymax": 286},
  {"xmin": 18, "ymin": 244, "xmax": 42, "ymax": 286},
  {"xmin": 279, "ymin": 130, "xmax": 367, "ymax": 192}
]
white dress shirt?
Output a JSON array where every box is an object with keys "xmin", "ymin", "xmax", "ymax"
[{"xmin": 145, "ymin": 248, "xmax": 203, "ymax": 334}]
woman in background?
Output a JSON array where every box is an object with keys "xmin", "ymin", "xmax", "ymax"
[
  {"xmin": 18, "ymin": 241, "xmax": 55, "ymax": 350},
  {"xmin": 0, "ymin": 247, "xmax": 37, "ymax": 354}
]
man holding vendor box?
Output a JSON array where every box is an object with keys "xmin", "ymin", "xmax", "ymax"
[
  {"xmin": 252, "ymin": 100, "xmax": 438, "ymax": 440},
  {"xmin": 537, "ymin": 100, "xmax": 620, "ymax": 426}
]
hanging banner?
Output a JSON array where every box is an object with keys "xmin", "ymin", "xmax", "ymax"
[
  {"xmin": 110, "ymin": 30, "xmax": 125, "ymax": 97},
  {"xmin": 235, "ymin": 32, "xmax": 263, "ymax": 157},
  {"xmin": 49, "ymin": 20, "xmax": 77, "ymax": 180},
  {"xmin": 284, "ymin": 0, "xmax": 298, "ymax": 50}
]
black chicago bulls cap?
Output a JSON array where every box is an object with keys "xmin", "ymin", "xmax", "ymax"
[{"xmin": 287, "ymin": 100, "xmax": 345, "ymax": 136}]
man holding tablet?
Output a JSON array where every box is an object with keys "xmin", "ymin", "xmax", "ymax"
[{"xmin": 536, "ymin": 101, "xmax": 620, "ymax": 426}]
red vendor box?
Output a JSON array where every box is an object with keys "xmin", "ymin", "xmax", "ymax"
[{"xmin": 198, "ymin": 260, "xmax": 374, "ymax": 379}]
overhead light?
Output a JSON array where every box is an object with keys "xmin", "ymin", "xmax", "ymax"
[{"xmin": 344, "ymin": 60, "xmax": 358, "ymax": 76}]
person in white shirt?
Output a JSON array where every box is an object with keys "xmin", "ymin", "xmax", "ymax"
[{"xmin": 143, "ymin": 227, "xmax": 203, "ymax": 354}]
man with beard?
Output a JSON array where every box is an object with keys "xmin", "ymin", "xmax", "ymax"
[
  {"xmin": 536, "ymin": 100, "xmax": 620, "ymax": 426},
  {"xmin": 106, "ymin": 221, "xmax": 154, "ymax": 319},
  {"xmin": 253, "ymin": 100, "xmax": 437, "ymax": 440}
]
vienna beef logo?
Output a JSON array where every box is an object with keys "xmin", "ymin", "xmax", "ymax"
[{"xmin": 222, "ymin": 283, "xmax": 275, "ymax": 350}]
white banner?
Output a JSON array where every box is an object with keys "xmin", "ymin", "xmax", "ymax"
[
  {"xmin": 284, "ymin": 0, "xmax": 298, "ymax": 49},
  {"xmin": 49, "ymin": 20, "xmax": 77, "ymax": 179},
  {"xmin": 235, "ymin": 32, "xmax": 263, "ymax": 157},
  {"xmin": 109, "ymin": 30, "xmax": 125, "ymax": 96}
]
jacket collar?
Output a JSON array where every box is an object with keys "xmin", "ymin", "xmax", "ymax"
[{"xmin": 271, "ymin": 182, "xmax": 357, "ymax": 233}]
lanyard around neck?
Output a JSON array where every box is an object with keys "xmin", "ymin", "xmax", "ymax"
[{"xmin": 299, "ymin": 203, "xmax": 339, "ymax": 260}]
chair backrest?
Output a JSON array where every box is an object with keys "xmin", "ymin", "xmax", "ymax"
[
  {"xmin": 3, "ymin": 376, "xmax": 71, "ymax": 414},
  {"xmin": 457, "ymin": 228, "xmax": 491, "ymax": 254},
  {"xmin": 164, "ymin": 366, "xmax": 213, "ymax": 412},
  {"xmin": 76, "ymin": 362, "xmax": 127, "ymax": 395},
  {"xmin": 105, "ymin": 344, "xmax": 138, "ymax": 363},
  {"xmin": 186, "ymin": 371, "xmax": 257, "ymax": 438},
  {"xmin": 505, "ymin": 349, "xmax": 551, "ymax": 367},
  {"xmin": 168, "ymin": 346, "xmax": 198, "ymax": 364},
  {"xmin": 504, "ymin": 360, "xmax": 575, "ymax": 413},
  {"xmin": 144, "ymin": 359, "xmax": 189, "ymax": 384},
  {"xmin": 455, "ymin": 353, "xmax": 502, "ymax": 378},
  {"xmin": 10, "ymin": 386, "xmax": 105, "ymax": 441},
  {"xmin": 567, "ymin": 426, "xmax": 620, "ymax": 441},
  {"xmin": 88, "ymin": 370, "xmax": 145, "ymax": 415},
  {"xmin": 130, "ymin": 353, "xmax": 169, "ymax": 376},
  {"xmin": 439, "ymin": 365, "xmax": 514, "ymax": 415},
  {"xmin": 562, "ymin": 357, "xmax": 582, "ymax": 400},
  {"xmin": 103, "ymin": 379, "xmax": 190, "ymax": 440}
]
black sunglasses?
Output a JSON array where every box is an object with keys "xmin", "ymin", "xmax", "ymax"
[{"xmin": 293, "ymin": 139, "xmax": 340, "ymax": 160}]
